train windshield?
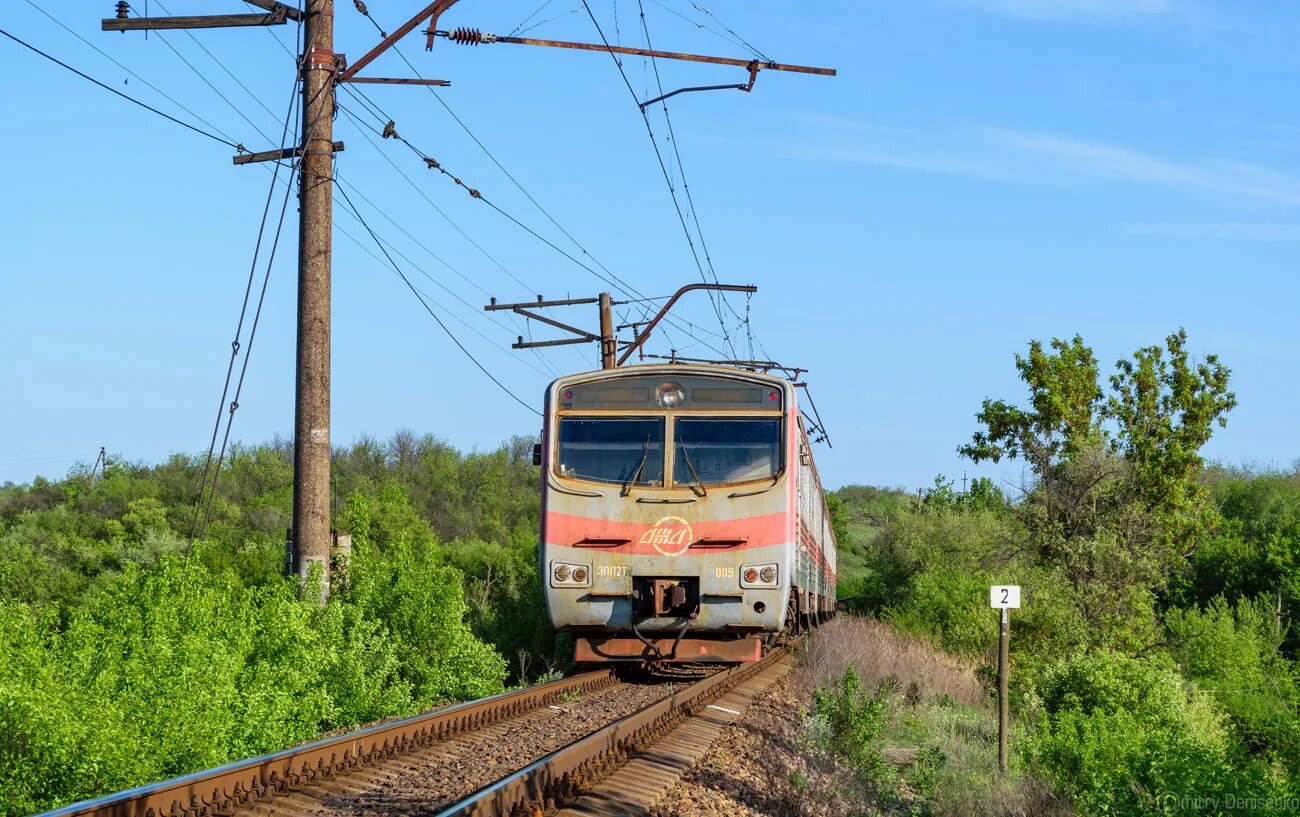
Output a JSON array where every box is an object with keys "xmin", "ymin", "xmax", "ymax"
[
  {"xmin": 673, "ymin": 418, "xmax": 781, "ymax": 486},
  {"xmin": 557, "ymin": 418, "xmax": 665, "ymax": 486}
]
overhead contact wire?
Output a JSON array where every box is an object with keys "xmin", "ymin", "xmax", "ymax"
[{"xmin": 335, "ymin": 184, "xmax": 541, "ymax": 416}]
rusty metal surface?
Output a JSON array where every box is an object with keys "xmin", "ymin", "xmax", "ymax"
[
  {"xmin": 102, "ymin": 9, "xmax": 289, "ymax": 30},
  {"xmin": 339, "ymin": 0, "xmax": 461, "ymax": 81},
  {"xmin": 616, "ymin": 286, "xmax": 757, "ymax": 366},
  {"xmin": 431, "ymin": 641, "xmax": 800, "ymax": 817},
  {"xmin": 575, "ymin": 635, "xmax": 762, "ymax": 663},
  {"xmin": 36, "ymin": 670, "xmax": 617, "ymax": 817},
  {"xmin": 556, "ymin": 653, "xmax": 794, "ymax": 816},
  {"xmin": 437, "ymin": 29, "xmax": 837, "ymax": 77}
]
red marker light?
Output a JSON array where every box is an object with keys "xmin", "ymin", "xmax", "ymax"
[
  {"xmin": 768, "ymin": 391, "xmax": 779, "ymax": 401},
  {"xmin": 563, "ymin": 389, "xmax": 574, "ymax": 400},
  {"xmin": 743, "ymin": 568, "xmax": 759, "ymax": 583}
]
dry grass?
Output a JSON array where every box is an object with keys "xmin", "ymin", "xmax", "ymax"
[{"xmin": 802, "ymin": 616, "xmax": 984, "ymax": 707}]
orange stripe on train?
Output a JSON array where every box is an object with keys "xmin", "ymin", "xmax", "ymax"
[{"xmin": 544, "ymin": 510, "xmax": 791, "ymax": 556}]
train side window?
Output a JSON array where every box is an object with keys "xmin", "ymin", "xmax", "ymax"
[{"xmin": 556, "ymin": 417, "xmax": 665, "ymax": 486}]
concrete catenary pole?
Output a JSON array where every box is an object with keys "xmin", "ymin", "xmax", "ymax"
[
  {"xmin": 293, "ymin": 0, "xmax": 335, "ymax": 603},
  {"xmin": 598, "ymin": 292, "xmax": 616, "ymax": 369}
]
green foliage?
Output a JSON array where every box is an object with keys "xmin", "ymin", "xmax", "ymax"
[
  {"xmin": 1165, "ymin": 597, "xmax": 1299, "ymax": 775},
  {"xmin": 1022, "ymin": 652, "xmax": 1285, "ymax": 816},
  {"xmin": 1108, "ymin": 329, "xmax": 1237, "ymax": 549},
  {"xmin": 811, "ymin": 666, "xmax": 890, "ymax": 788},
  {"xmin": 885, "ymin": 566, "xmax": 994, "ymax": 658},
  {"xmin": 959, "ymin": 335, "xmax": 1104, "ymax": 465},
  {"xmin": 830, "ymin": 329, "xmax": 1299, "ymax": 815},
  {"xmin": 0, "ymin": 555, "xmax": 420, "ymax": 816},
  {"xmin": 957, "ymin": 330, "xmax": 1237, "ymax": 647},
  {"xmin": 0, "ymin": 432, "xmax": 546, "ymax": 814}
]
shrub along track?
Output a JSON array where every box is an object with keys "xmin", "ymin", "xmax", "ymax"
[{"xmin": 41, "ymin": 643, "xmax": 799, "ymax": 817}]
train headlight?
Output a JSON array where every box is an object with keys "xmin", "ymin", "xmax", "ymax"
[
  {"xmin": 655, "ymin": 382, "xmax": 685, "ymax": 408},
  {"xmin": 550, "ymin": 561, "xmax": 590, "ymax": 588},
  {"xmin": 741, "ymin": 563, "xmax": 778, "ymax": 588}
]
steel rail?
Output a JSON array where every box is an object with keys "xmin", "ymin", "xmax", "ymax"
[
  {"xmin": 432, "ymin": 639, "xmax": 801, "ymax": 817},
  {"xmin": 36, "ymin": 669, "xmax": 618, "ymax": 817}
]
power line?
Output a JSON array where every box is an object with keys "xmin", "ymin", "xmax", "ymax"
[
  {"xmin": 23, "ymin": 0, "xmax": 241, "ymax": 146},
  {"xmin": 149, "ymin": 0, "xmax": 283, "ymax": 126},
  {"xmin": 637, "ymin": 0, "xmax": 746, "ymax": 332},
  {"xmin": 0, "ymin": 27, "xmax": 241, "ymax": 150},
  {"xmin": 580, "ymin": 1, "xmax": 737, "ymax": 357},
  {"xmin": 350, "ymin": 12, "xmax": 661, "ymax": 319},
  {"xmin": 124, "ymin": 5, "xmax": 276, "ymax": 145},
  {"xmin": 191, "ymin": 62, "xmax": 301, "ymax": 545},
  {"xmin": 330, "ymin": 174, "xmax": 561, "ymax": 379},
  {"xmin": 335, "ymin": 85, "xmax": 732, "ymax": 358},
  {"xmin": 333, "ymin": 99, "xmax": 572, "ymax": 375},
  {"xmin": 335, "ymin": 182, "xmax": 542, "ymax": 416}
]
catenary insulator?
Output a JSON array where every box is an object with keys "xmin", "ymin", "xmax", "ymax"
[{"xmin": 447, "ymin": 27, "xmax": 497, "ymax": 46}]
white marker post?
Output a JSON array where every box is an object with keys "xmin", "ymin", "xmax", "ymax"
[{"xmin": 990, "ymin": 585, "xmax": 1021, "ymax": 772}]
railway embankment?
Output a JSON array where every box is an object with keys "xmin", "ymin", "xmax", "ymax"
[{"xmin": 654, "ymin": 617, "xmax": 1071, "ymax": 817}]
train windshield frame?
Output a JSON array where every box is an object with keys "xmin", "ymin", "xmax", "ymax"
[{"xmin": 552, "ymin": 372, "xmax": 787, "ymax": 491}]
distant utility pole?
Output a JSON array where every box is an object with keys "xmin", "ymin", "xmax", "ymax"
[
  {"xmin": 102, "ymin": 0, "xmax": 833, "ymax": 603},
  {"xmin": 487, "ymin": 283, "xmax": 757, "ymax": 370}
]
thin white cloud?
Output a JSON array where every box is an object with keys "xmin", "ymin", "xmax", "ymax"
[
  {"xmin": 793, "ymin": 117, "xmax": 1300, "ymax": 208},
  {"xmin": 1125, "ymin": 221, "xmax": 1300, "ymax": 241},
  {"xmin": 953, "ymin": 0, "xmax": 1175, "ymax": 20}
]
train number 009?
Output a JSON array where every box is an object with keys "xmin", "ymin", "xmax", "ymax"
[{"xmin": 715, "ymin": 567, "xmax": 736, "ymax": 579}]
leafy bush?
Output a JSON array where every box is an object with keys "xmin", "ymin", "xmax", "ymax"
[
  {"xmin": 885, "ymin": 565, "xmax": 995, "ymax": 657},
  {"xmin": 810, "ymin": 666, "xmax": 890, "ymax": 789},
  {"xmin": 0, "ymin": 522, "xmax": 505, "ymax": 815},
  {"xmin": 1165, "ymin": 596, "xmax": 1300, "ymax": 775},
  {"xmin": 1023, "ymin": 652, "xmax": 1279, "ymax": 815}
]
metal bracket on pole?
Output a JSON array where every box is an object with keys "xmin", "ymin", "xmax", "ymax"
[
  {"xmin": 616, "ymin": 283, "xmax": 757, "ymax": 366},
  {"xmin": 232, "ymin": 141, "xmax": 345, "ymax": 165}
]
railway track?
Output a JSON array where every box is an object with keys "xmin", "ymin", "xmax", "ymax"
[{"xmin": 40, "ymin": 642, "xmax": 798, "ymax": 817}]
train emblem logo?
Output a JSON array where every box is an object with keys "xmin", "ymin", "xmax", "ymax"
[{"xmin": 639, "ymin": 516, "xmax": 694, "ymax": 556}]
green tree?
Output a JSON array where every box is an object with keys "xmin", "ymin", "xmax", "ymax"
[{"xmin": 957, "ymin": 330, "xmax": 1236, "ymax": 649}]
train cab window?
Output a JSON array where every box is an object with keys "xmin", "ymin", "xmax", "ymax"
[
  {"xmin": 673, "ymin": 418, "xmax": 781, "ymax": 486},
  {"xmin": 557, "ymin": 418, "xmax": 665, "ymax": 486}
]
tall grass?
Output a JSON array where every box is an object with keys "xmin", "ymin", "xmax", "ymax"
[{"xmin": 800, "ymin": 617, "xmax": 1072, "ymax": 817}]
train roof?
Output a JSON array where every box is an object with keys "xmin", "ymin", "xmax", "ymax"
[{"xmin": 547, "ymin": 362, "xmax": 792, "ymax": 389}]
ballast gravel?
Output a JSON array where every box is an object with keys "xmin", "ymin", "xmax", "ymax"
[{"xmin": 233, "ymin": 678, "xmax": 678, "ymax": 817}]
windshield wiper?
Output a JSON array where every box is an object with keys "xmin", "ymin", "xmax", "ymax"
[
  {"xmin": 620, "ymin": 437, "xmax": 652, "ymax": 497},
  {"xmin": 676, "ymin": 443, "xmax": 708, "ymax": 497}
]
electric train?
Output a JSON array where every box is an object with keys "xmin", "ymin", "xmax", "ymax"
[{"xmin": 538, "ymin": 364, "xmax": 835, "ymax": 663}]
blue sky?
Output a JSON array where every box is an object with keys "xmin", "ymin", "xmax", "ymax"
[{"xmin": 1, "ymin": 0, "xmax": 1297, "ymax": 491}]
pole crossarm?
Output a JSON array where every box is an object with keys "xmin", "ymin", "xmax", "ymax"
[
  {"xmin": 617, "ymin": 283, "xmax": 757, "ymax": 366},
  {"xmin": 102, "ymin": 2, "xmax": 297, "ymax": 31},
  {"xmin": 232, "ymin": 141, "xmax": 345, "ymax": 165},
  {"xmin": 485, "ymin": 296, "xmax": 599, "ymax": 311},
  {"xmin": 434, "ymin": 29, "xmax": 835, "ymax": 77}
]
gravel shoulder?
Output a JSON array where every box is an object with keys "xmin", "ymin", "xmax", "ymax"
[{"xmin": 649, "ymin": 671, "xmax": 859, "ymax": 817}]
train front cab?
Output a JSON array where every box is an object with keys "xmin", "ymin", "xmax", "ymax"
[{"xmin": 539, "ymin": 365, "xmax": 831, "ymax": 663}]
